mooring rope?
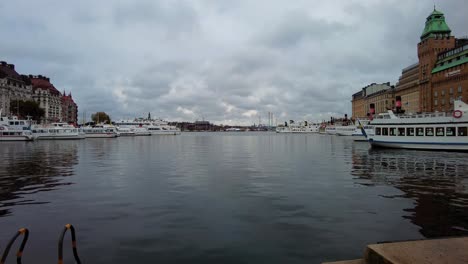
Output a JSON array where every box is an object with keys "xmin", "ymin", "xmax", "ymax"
[{"xmin": 0, "ymin": 228, "xmax": 29, "ymax": 264}]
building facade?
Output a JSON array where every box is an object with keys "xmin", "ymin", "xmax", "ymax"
[
  {"xmin": 61, "ymin": 91, "xmax": 78, "ymax": 124},
  {"xmin": 351, "ymin": 83, "xmax": 395, "ymax": 118},
  {"xmin": 30, "ymin": 75, "xmax": 62, "ymax": 122},
  {"xmin": 351, "ymin": 8, "xmax": 467, "ymax": 115},
  {"xmin": 0, "ymin": 61, "xmax": 33, "ymax": 115},
  {"xmin": 395, "ymin": 63, "xmax": 420, "ymax": 114}
]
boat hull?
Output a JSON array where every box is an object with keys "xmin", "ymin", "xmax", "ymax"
[
  {"xmin": 34, "ymin": 135, "xmax": 83, "ymax": 140},
  {"xmin": 149, "ymin": 130, "xmax": 181, "ymax": 135},
  {"xmin": 0, "ymin": 136, "xmax": 34, "ymax": 141},
  {"xmin": 84, "ymin": 133, "xmax": 118, "ymax": 138},
  {"xmin": 369, "ymin": 139, "xmax": 468, "ymax": 151}
]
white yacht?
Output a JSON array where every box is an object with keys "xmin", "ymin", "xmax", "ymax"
[
  {"xmin": 0, "ymin": 125, "xmax": 34, "ymax": 141},
  {"xmin": 276, "ymin": 121, "xmax": 319, "ymax": 133},
  {"xmin": 361, "ymin": 100, "xmax": 468, "ymax": 151},
  {"xmin": 0, "ymin": 112, "xmax": 35, "ymax": 141},
  {"xmin": 117, "ymin": 127, "xmax": 136, "ymax": 136},
  {"xmin": 335, "ymin": 125, "xmax": 356, "ymax": 136},
  {"xmin": 325, "ymin": 126, "xmax": 336, "ymax": 135},
  {"xmin": 115, "ymin": 118, "xmax": 180, "ymax": 135},
  {"xmin": 82, "ymin": 126, "xmax": 119, "ymax": 138},
  {"xmin": 32, "ymin": 123, "xmax": 83, "ymax": 140}
]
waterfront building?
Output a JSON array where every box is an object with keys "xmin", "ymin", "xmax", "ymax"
[
  {"xmin": 30, "ymin": 75, "xmax": 62, "ymax": 123},
  {"xmin": 61, "ymin": 91, "xmax": 78, "ymax": 124},
  {"xmin": 352, "ymin": 8, "xmax": 467, "ymax": 115},
  {"xmin": 0, "ymin": 61, "xmax": 33, "ymax": 115},
  {"xmin": 395, "ymin": 63, "xmax": 420, "ymax": 114},
  {"xmin": 351, "ymin": 82, "xmax": 395, "ymax": 118}
]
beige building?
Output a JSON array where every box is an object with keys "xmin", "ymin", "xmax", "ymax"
[
  {"xmin": 351, "ymin": 82, "xmax": 395, "ymax": 118},
  {"xmin": 0, "ymin": 61, "xmax": 33, "ymax": 115},
  {"xmin": 30, "ymin": 75, "xmax": 62, "ymax": 122},
  {"xmin": 395, "ymin": 63, "xmax": 420, "ymax": 114}
]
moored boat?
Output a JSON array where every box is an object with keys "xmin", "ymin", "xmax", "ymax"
[
  {"xmin": 362, "ymin": 100, "xmax": 468, "ymax": 151},
  {"xmin": 0, "ymin": 125, "xmax": 34, "ymax": 141}
]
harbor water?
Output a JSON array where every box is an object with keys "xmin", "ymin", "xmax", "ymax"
[{"xmin": 1, "ymin": 132, "xmax": 468, "ymax": 263}]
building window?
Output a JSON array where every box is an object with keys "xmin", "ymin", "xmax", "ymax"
[
  {"xmin": 450, "ymin": 87, "xmax": 453, "ymax": 94},
  {"xmin": 434, "ymin": 91, "xmax": 438, "ymax": 97},
  {"xmin": 442, "ymin": 99, "xmax": 445, "ymax": 105},
  {"xmin": 459, "ymin": 86, "xmax": 463, "ymax": 93},
  {"xmin": 435, "ymin": 99, "xmax": 438, "ymax": 106},
  {"xmin": 441, "ymin": 90, "xmax": 445, "ymax": 96}
]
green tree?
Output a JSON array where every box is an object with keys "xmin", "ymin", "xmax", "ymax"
[
  {"xmin": 91, "ymin": 112, "xmax": 111, "ymax": 124},
  {"xmin": 10, "ymin": 100, "xmax": 45, "ymax": 121}
]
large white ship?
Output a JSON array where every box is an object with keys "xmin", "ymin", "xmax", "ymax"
[
  {"xmin": 276, "ymin": 121, "xmax": 319, "ymax": 133},
  {"xmin": 114, "ymin": 118, "xmax": 180, "ymax": 135},
  {"xmin": 32, "ymin": 123, "xmax": 84, "ymax": 140},
  {"xmin": 362, "ymin": 100, "xmax": 468, "ymax": 151}
]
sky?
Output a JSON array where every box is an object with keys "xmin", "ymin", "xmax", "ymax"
[{"xmin": 0, "ymin": 0, "xmax": 467, "ymax": 125}]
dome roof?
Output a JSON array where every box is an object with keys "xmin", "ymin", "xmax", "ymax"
[{"xmin": 420, "ymin": 8, "xmax": 451, "ymax": 40}]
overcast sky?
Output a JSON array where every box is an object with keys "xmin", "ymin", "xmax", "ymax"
[{"xmin": 1, "ymin": 1, "xmax": 466, "ymax": 125}]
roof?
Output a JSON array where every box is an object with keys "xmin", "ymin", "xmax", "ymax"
[
  {"xmin": 421, "ymin": 8, "xmax": 451, "ymax": 40},
  {"xmin": 0, "ymin": 61, "xmax": 23, "ymax": 82},
  {"xmin": 30, "ymin": 75, "xmax": 61, "ymax": 95},
  {"xmin": 432, "ymin": 44, "xmax": 468, "ymax": 74}
]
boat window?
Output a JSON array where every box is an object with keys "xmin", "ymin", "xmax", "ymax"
[
  {"xmin": 425, "ymin": 127, "xmax": 434, "ymax": 136},
  {"xmin": 375, "ymin": 127, "xmax": 381, "ymax": 135},
  {"xmin": 407, "ymin": 128, "xmax": 415, "ymax": 136},
  {"xmin": 389, "ymin": 128, "xmax": 397, "ymax": 136},
  {"xmin": 416, "ymin": 128, "xmax": 424, "ymax": 136},
  {"xmin": 382, "ymin": 128, "xmax": 388, "ymax": 136},
  {"xmin": 398, "ymin": 128, "xmax": 405, "ymax": 136},
  {"xmin": 458, "ymin": 127, "xmax": 467, "ymax": 136},
  {"xmin": 446, "ymin": 127, "xmax": 455, "ymax": 136},
  {"xmin": 436, "ymin": 127, "xmax": 444, "ymax": 136}
]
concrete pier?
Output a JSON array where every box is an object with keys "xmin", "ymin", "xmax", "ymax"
[{"xmin": 323, "ymin": 237, "xmax": 468, "ymax": 264}]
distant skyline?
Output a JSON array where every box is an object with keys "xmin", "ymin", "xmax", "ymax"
[{"xmin": 1, "ymin": 0, "xmax": 467, "ymax": 125}]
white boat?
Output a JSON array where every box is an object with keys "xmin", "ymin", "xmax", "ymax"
[
  {"xmin": 276, "ymin": 121, "xmax": 319, "ymax": 133},
  {"xmin": 82, "ymin": 126, "xmax": 119, "ymax": 138},
  {"xmin": 32, "ymin": 123, "xmax": 83, "ymax": 140},
  {"xmin": 362, "ymin": 100, "xmax": 468, "ymax": 151},
  {"xmin": 325, "ymin": 126, "xmax": 336, "ymax": 135},
  {"xmin": 0, "ymin": 111, "xmax": 34, "ymax": 141},
  {"xmin": 115, "ymin": 118, "xmax": 180, "ymax": 135},
  {"xmin": 117, "ymin": 127, "xmax": 136, "ymax": 136},
  {"xmin": 0, "ymin": 125, "xmax": 34, "ymax": 141},
  {"xmin": 335, "ymin": 125, "xmax": 356, "ymax": 136}
]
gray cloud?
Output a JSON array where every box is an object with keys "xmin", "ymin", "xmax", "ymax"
[{"xmin": 0, "ymin": 0, "xmax": 466, "ymax": 125}]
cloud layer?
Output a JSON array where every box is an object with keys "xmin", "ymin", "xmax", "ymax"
[{"xmin": 1, "ymin": 0, "xmax": 466, "ymax": 125}]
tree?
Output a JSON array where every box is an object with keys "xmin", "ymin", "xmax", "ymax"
[
  {"xmin": 10, "ymin": 100, "xmax": 45, "ymax": 121},
  {"xmin": 91, "ymin": 112, "xmax": 111, "ymax": 124}
]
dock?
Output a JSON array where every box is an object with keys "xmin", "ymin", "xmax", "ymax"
[{"xmin": 323, "ymin": 237, "xmax": 468, "ymax": 264}]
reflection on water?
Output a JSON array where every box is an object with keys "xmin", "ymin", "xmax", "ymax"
[
  {"xmin": 0, "ymin": 134, "xmax": 468, "ymax": 263},
  {"xmin": 351, "ymin": 147, "xmax": 468, "ymax": 237},
  {"xmin": 0, "ymin": 141, "xmax": 78, "ymax": 217}
]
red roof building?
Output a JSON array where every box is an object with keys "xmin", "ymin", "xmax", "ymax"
[
  {"xmin": 30, "ymin": 75, "xmax": 62, "ymax": 122},
  {"xmin": 61, "ymin": 91, "xmax": 78, "ymax": 124}
]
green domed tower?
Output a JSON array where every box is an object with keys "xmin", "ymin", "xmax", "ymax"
[
  {"xmin": 420, "ymin": 8, "xmax": 452, "ymax": 40},
  {"xmin": 417, "ymin": 7, "xmax": 456, "ymax": 112}
]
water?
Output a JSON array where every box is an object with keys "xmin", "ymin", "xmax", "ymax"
[{"xmin": 1, "ymin": 133, "xmax": 468, "ymax": 263}]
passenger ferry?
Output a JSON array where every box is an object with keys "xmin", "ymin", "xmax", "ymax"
[
  {"xmin": 276, "ymin": 121, "xmax": 319, "ymax": 133},
  {"xmin": 0, "ymin": 125, "xmax": 34, "ymax": 141},
  {"xmin": 325, "ymin": 126, "xmax": 336, "ymax": 135},
  {"xmin": 362, "ymin": 100, "xmax": 468, "ymax": 151},
  {"xmin": 32, "ymin": 123, "xmax": 83, "ymax": 140},
  {"xmin": 117, "ymin": 127, "xmax": 136, "ymax": 136},
  {"xmin": 82, "ymin": 126, "xmax": 119, "ymax": 138},
  {"xmin": 115, "ymin": 118, "xmax": 180, "ymax": 135}
]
